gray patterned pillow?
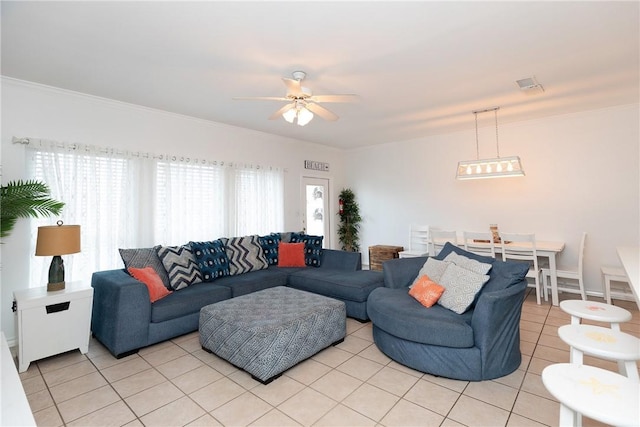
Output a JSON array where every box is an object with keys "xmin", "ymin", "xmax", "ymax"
[
  {"xmin": 225, "ymin": 235, "xmax": 269, "ymax": 275},
  {"xmin": 411, "ymin": 258, "xmax": 451, "ymax": 288},
  {"xmin": 443, "ymin": 252, "xmax": 492, "ymax": 275},
  {"xmin": 119, "ymin": 247, "xmax": 172, "ymax": 291},
  {"xmin": 155, "ymin": 245, "xmax": 203, "ymax": 290},
  {"xmin": 437, "ymin": 263, "xmax": 490, "ymax": 314}
]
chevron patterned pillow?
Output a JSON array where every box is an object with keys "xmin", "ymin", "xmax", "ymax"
[
  {"xmin": 155, "ymin": 245, "xmax": 203, "ymax": 290},
  {"xmin": 225, "ymin": 235, "xmax": 269, "ymax": 275}
]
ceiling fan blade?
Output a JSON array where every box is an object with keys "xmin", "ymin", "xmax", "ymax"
[
  {"xmin": 282, "ymin": 78, "xmax": 303, "ymax": 97},
  {"xmin": 269, "ymin": 103, "xmax": 295, "ymax": 120},
  {"xmin": 233, "ymin": 96, "xmax": 289, "ymax": 101},
  {"xmin": 306, "ymin": 103, "xmax": 338, "ymax": 121},
  {"xmin": 309, "ymin": 94, "xmax": 358, "ymax": 103}
]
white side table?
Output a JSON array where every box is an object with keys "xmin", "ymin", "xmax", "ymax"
[
  {"xmin": 559, "ymin": 300, "xmax": 632, "ymax": 331},
  {"xmin": 542, "ymin": 363, "xmax": 640, "ymax": 427},
  {"xmin": 558, "ymin": 324, "xmax": 640, "ymax": 382},
  {"xmin": 13, "ymin": 282, "xmax": 93, "ymax": 373}
]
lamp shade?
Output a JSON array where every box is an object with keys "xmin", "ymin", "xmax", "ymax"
[{"xmin": 35, "ymin": 223, "xmax": 81, "ymax": 256}]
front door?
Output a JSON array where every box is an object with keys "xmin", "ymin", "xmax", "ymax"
[{"xmin": 302, "ymin": 177, "xmax": 330, "ymax": 247}]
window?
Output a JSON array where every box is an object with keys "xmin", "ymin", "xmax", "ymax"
[
  {"xmin": 155, "ymin": 160, "xmax": 226, "ymax": 245},
  {"xmin": 28, "ymin": 142, "xmax": 284, "ymax": 286}
]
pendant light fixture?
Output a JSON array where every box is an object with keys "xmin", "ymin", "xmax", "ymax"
[{"xmin": 456, "ymin": 107, "xmax": 525, "ymax": 180}]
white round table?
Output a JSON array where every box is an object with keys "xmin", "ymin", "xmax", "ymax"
[
  {"xmin": 560, "ymin": 300, "xmax": 632, "ymax": 331},
  {"xmin": 542, "ymin": 363, "xmax": 640, "ymax": 427},
  {"xmin": 558, "ymin": 324, "xmax": 640, "ymax": 382}
]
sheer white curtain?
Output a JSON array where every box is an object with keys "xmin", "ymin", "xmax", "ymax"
[
  {"xmin": 28, "ymin": 142, "xmax": 144, "ymax": 286},
  {"xmin": 155, "ymin": 158, "xmax": 226, "ymax": 245},
  {"xmin": 27, "ymin": 140, "xmax": 285, "ymax": 287},
  {"xmin": 228, "ymin": 164, "xmax": 285, "ymax": 236}
]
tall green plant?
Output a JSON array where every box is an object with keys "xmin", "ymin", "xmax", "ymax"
[
  {"xmin": 1, "ymin": 180, "xmax": 65, "ymax": 238},
  {"xmin": 337, "ymin": 188, "xmax": 362, "ymax": 252}
]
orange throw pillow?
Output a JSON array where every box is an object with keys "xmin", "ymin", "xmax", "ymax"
[
  {"xmin": 409, "ymin": 275, "xmax": 445, "ymax": 308},
  {"xmin": 128, "ymin": 266, "xmax": 172, "ymax": 303},
  {"xmin": 278, "ymin": 242, "xmax": 306, "ymax": 267}
]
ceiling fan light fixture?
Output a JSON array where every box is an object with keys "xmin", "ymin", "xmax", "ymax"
[
  {"xmin": 296, "ymin": 107, "xmax": 314, "ymax": 126},
  {"xmin": 282, "ymin": 108, "xmax": 296, "ymax": 123}
]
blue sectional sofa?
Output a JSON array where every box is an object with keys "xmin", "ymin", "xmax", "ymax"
[
  {"xmin": 92, "ymin": 247, "xmax": 383, "ymax": 358},
  {"xmin": 367, "ymin": 243, "xmax": 529, "ymax": 381}
]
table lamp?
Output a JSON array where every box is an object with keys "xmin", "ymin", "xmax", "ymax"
[{"xmin": 35, "ymin": 220, "xmax": 81, "ymax": 291}]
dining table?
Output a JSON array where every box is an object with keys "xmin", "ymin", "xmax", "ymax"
[{"xmin": 616, "ymin": 246, "xmax": 640, "ymax": 310}]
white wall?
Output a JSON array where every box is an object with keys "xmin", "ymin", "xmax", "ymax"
[
  {"xmin": 1, "ymin": 78, "xmax": 346, "ymax": 342},
  {"xmin": 346, "ymin": 104, "xmax": 639, "ymax": 297}
]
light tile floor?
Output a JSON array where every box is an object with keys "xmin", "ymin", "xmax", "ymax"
[{"xmin": 17, "ymin": 291, "xmax": 640, "ymax": 427}]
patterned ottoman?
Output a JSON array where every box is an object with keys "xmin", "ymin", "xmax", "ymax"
[{"xmin": 199, "ymin": 286, "xmax": 346, "ymax": 383}]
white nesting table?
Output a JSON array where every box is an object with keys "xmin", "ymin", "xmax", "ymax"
[
  {"xmin": 542, "ymin": 363, "xmax": 640, "ymax": 427},
  {"xmin": 560, "ymin": 299, "xmax": 632, "ymax": 331},
  {"xmin": 558, "ymin": 324, "xmax": 640, "ymax": 382}
]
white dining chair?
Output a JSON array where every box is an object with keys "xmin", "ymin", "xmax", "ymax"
[
  {"xmin": 429, "ymin": 229, "xmax": 457, "ymax": 256},
  {"xmin": 398, "ymin": 224, "xmax": 430, "ymax": 258},
  {"xmin": 542, "ymin": 232, "xmax": 587, "ymax": 302},
  {"xmin": 500, "ymin": 232, "xmax": 543, "ymax": 304},
  {"xmin": 462, "ymin": 231, "xmax": 496, "ymax": 258}
]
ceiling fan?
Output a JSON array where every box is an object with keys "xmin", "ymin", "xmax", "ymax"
[{"xmin": 234, "ymin": 71, "xmax": 357, "ymax": 126}]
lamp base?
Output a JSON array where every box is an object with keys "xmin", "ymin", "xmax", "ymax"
[
  {"xmin": 47, "ymin": 255, "xmax": 65, "ymax": 292},
  {"xmin": 47, "ymin": 281, "xmax": 66, "ymax": 292}
]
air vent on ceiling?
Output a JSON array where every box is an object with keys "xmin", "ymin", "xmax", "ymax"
[{"xmin": 516, "ymin": 77, "xmax": 544, "ymax": 95}]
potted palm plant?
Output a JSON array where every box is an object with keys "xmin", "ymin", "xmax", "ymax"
[
  {"xmin": 1, "ymin": 180, "xmax": 65, "ymax": 239},
  {"xmin": 337, "ymin": 188, "xmax": 362, "ymax": 252}
]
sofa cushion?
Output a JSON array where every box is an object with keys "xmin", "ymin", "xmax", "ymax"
[
  {"xmin": 128, "ymin": 266, "xmax": 172, "ymax": 303},
  {"xmin": 272, "ymin": 231, "xmax": 295, "ymax": 243},
  {"xmin": 150, "ymin": 282, "xmax": 231, "ymax": 323},
  {"xmin": 367, "ymin": 287, "xmax": 474, "ymax": 348},
  {"xmin": 291, "ymin": 233, "xmax": 324, "ymax": 267},
  {"xmin": 409, "ymin": 275, "xmax": 445, "ymax": 308},
  {"xmin": 437, "ymin": 263, "xmax": 490, "ymax": 314},
  {"xmin": 482, "ymin": 259, "xmax": 530, "ymax": 293},
  {"xmin": 278, "ymin": 242, "xmax": 306, "ymax": 267},
  {"xmin": 288, "ymin": 269, "xmax": 384, "ymax": 303},
  {"xmin": 119, "ymin": 247, "xmax": 172, "ymax": 291},
  {"xmin": 411, "ymin": 258, "xmax": 450, "ymax": 287},
  {"xmin": 258, "ymin": 234, "xmax": 281, "ymax": 266},
  {"xmin": 156, "ymin": 245, "xmax": 203, "ymax": 290},
  {"xmin": 443, "ymin": 252, "xmax": 492, "ymax": 275},
  {"xmin": 190, "ymin": 240, "xmax": 230, "ymax": 282},
  {"xmin": 436, "ymin": 242, "xmax": 495, "ymax": 265},
  {"xmin": 225, "ymin": 235, "xmax": 269, "ymax": 275},
  {"xmin": 213, "ymin": 267, "xmax": 290, "ymax": 297}
]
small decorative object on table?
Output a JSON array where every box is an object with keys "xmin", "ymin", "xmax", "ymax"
[{"xmin": 490, "ymin": 224, "xmax": 501, "ymax": 243}]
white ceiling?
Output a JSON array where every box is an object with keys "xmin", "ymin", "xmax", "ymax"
[{"xmin": 2, "ymin": 1, "xmax": 638, "ymax": 149}]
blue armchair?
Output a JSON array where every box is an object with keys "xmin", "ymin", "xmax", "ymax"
[{"xmin": 367, "ymin": 243, "xmax": 529, "ymax": 381}]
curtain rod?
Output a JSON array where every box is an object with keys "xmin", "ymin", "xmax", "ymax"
[{"xmin": 12, "ymin": 136, "xmax": 287, "ymax": 172}]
